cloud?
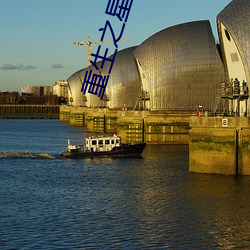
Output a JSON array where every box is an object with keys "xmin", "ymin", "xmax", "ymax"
[
  {"xmin": 1, "ymin": 63, "xmax": 36, "ymax": 70},
  {"xmin": 51, "ymin": 63, "xmax": 64, "ymax": 69},
  {"xmin": 23, "ymin": 64, "xmax": 36, "ymax": 70}
]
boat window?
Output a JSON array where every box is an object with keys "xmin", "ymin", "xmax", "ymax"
[
  {"xmin": 105, "ymin": 140, "xmax": 110, "ymax": 144},
  {"xmin": 116, "ymin": 139, "xmax": 120, "ymax": 144},
  {"xmin": 92, "ymin": 140, "xmax": 97, "ymax": 145},
  {"xmin": 98, "ymin": 140, "xmax": 103, "ymax": 145},
  {"xmin": 111, "ymin": 139, "xmax": 114, "ymax": 144}
]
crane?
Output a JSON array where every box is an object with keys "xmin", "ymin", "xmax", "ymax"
[{"xmin": 73, "ymin": 35, "xmax": 129, "ymax": 66}]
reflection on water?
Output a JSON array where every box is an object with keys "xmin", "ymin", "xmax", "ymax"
[
  {"xmin": 186, "ymin": 174, "xmax": 250, "ymax": 249},
  {"xmin": 0, "ymin": 120, "xmax": 250, "ymax": 249}
]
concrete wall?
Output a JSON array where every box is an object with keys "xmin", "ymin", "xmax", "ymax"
[
  {"xmin": 189, "ymin": 117, "xmax": 250, "ymax": 175},
  {"xmin": 59, "ymin": 106, "xmax": 190, "ymax": 144},
  {"xmin": 59, "ymin": 106, "xmax": 71, "ymax": 122},
  {"xmin": 145, "ymin": 114, "xmax": 189, "ymax": 144}
]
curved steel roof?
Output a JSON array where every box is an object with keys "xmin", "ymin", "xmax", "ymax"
[
  {"xmin": 100, "ymin": 46, "xmax": 141, "ymax": 109},
  {"xmin": 71, "ymin": 46, "xmax": 141, "ymax": 109},
  {"xmin": 217, "ymin": 0, "xmax": 250, "ymax": 83},
  {"xmin": 79, "ymin": 61, "xmax": 106, "ymax": 108},
  {"xmin": 133, "ymin": 20, "xmax": 225, "ymax": 111},
  {"xmin": 67, "ymin": 68, "xmax": 85, "ymax": 106}
]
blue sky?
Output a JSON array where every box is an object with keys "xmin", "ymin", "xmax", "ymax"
[{"xmin": 0, "ymin": 0, "xmax": 232, "ymax": 92}]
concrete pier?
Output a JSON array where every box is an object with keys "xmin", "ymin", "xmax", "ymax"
[
  {"xmin": 61, "ymin": 106, "xmax": 250, "ymax": 175},
  {"xmin": 60, "ymin": 106, "xmax": 190, "ymax": 144},
  {"xmin": 189, "ymin": 117, "xmax": 250, "ymax": 175}
]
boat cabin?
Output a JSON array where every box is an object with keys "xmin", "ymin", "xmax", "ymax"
[{"xmin": 85, "ymin": 135, "xmax": 121, "ymax": 152}]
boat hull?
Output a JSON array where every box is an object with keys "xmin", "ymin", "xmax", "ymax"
[{"xmin": 62, "ymin": 142, "xmax": 146, "ymax": 159}]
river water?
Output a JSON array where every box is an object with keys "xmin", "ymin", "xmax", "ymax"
[{"xmin": 0, "ymin": 119, "xmax": 250, "ymax": 249}]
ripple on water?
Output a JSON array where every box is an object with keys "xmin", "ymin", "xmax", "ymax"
[{"xmin": 0, "ymin": 120, "xmax": 250, "ymax": 249}]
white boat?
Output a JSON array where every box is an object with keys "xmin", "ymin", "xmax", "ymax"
[{"xmin": 62, "ymin": 134, "xmax": 146, "ymax": 158}]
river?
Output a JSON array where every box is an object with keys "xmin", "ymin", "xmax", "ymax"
[{"xmin": 0, "ymin": 119, "xmax": 249, "ymax": 249}]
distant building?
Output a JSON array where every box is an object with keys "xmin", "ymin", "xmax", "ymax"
[
  {"xmin": 43, "ymin": 86, "xmax": 53, "ymax": 96},
  {"xmin": 52, "ymin": 80, "xmax": 68, "ymax": 98},
  {"xmin": 21, "ymin": 86, "xmax": 40, "ymax": 96},
  {"xmin": 21, "ymin": 86, "xmax": 53, "ymax": 96},
  {"xmin": 23, "ymin": 95, "xmax": 59, "ymax": 105},
  {"xmin": 0, "ymin": 92, "xmax": 19, "ymax": 104},
  {"xmin": 20, "ymin": 85, "xmax": 59, "ymax": 105}
]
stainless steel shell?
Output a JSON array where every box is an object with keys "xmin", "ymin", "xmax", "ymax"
[
  {"xmin": 68, "ymin": 46, "xmax": 141, "ymax": 108},
  {"xmin": 133, "ymin": 20, "xmax": 225, "ymax": 111},
  {"xmin": 67, "ymin": 68, "xmax": 85, "ymax": 106},
  {"xmin": 68, "ymin": 21, "xmax": 226, "ymax": 112},
  {"xmin": 100, "ymin": 46, "xmax": 141, "ymax": 109},
  {"xmin": 217, "ymin": 0, "xmax": 250, "ymax": 84}
]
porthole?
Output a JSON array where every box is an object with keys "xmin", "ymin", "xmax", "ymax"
[{"xmin": 224, "ymin": 29, "xmax": 231, "ymax": 42}]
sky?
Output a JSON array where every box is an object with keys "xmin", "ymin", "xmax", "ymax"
[{"xmin": 0, "ymin": 0, "xmax": 232, "ymax": 92}]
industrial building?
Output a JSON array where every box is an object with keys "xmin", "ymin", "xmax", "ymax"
[
  {"xmin": 21, "ymin": 86, "xmax": 53, "ymax": 96},
  {"xmin": 0, "ymin": 92, "xmax": 19, "ymax": 104},
  {"xmin": 53, "ymin": 80, "xmax": 68, "ymax": 98},
  {"xmin": 19, "ymin": 81, "xmax": 68, "ymax": 105}
]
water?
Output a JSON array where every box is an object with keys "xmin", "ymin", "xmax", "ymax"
[{"xmin": 0, "ymin": 119, "xmax": 250, "ymax": 249}]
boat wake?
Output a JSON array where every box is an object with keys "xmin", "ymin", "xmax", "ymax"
[{"xmin": 0, "ymin": 151, "xmax": 55, "ymax": 159}]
